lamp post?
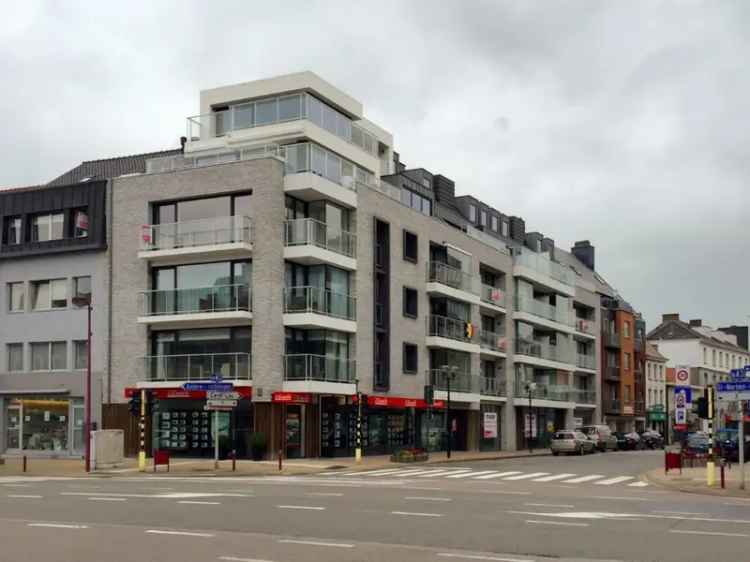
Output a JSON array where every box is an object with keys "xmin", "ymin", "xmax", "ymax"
[
  {"xmin": 441, "ymin": 365, "xmax": 459, "ymax": 459},
  {"xmin": 525, "ymin": 381, "xmax": 537, "ymax": 455},
  {"xmin": 355, "ymin": 378, "xmax": 363, "ymax": 463},
  {"xmin": 72, "ymin": 295, "xmax": 92, "ymax": 473}
]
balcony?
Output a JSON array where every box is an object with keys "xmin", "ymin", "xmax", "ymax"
[
  {"xmin": 512, "ymin": 252, "xmax": 575, "ymax": 296},
  {"xmin": 141, "ymin": 353, "xmax": 251, "ymax": 382},
  {"xmin": 480, "ymin": 283, "xmax": 507, "ymax": 311},
  {"xmin": 426, "ymin": 262, "xmax": 480, "ymax": 305},
  {"xmin": 146, "ymin": 143, "xmax": 282, "ymax": 174},
  {"xmin": 604, "ymin": 365, "xmax": 621, "ymax": 380},
  {"xmin": 574, "ymin": 317, "xmax": 596, "ymax": 339},
  {"xmin": 139, "ymin": 216, "xmax": 252, "ymax": 264},
  {"xmin": 513, "ymin": 380, "xmax": 571, "ymax": 403},
  {"xmin": 138, "ymin": 284, "xmax": 252, "ymax": 329},
  {"xmin": 603, "ymin": 398, "xmax": 621, "ymax": 414},
  {"xmin": 479, "ymin": 329, "xmax": 508, "ymax": 357},
  {"xmin": 602, "ymin": 329, "xmax": 621, "ymax": 348},
  {"xmin": 283, "ymin": 286, "xmax": 357, "ymax": 333},
  {"xmin": 576, "ymin": 353, "xmax": 597, "ymax": 372},
  {"xmin": 513, "ymin": 338, "xmax": 575, "ymax": 369},
  {"xmin": 570, "ymin": 389, "xmax": 597, "ymax": 405},
  {"xmin": 283, "ymin": 354, "xmax": 356, "ymax": 394},
  {"xmin": 428, "ymin": 369, "xmax": 479, "ymax": 402},
  {"xmin": 426, "ymin": 315, "xmax": 479, "ymax": 354},
  {"xmin": 514, "ymin": 297, "xmax": 575, "ymax": 333},
  {"xmin": 283, "ymin": 218, "xmax": 357, "ymax": 271},
  {"xmin": 480, "ymin": 376, "xmax": 506, "ymax": 400}
]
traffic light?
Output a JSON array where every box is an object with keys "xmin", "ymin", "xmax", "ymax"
[
  {"xmin": 128, "ymin": 394, "xmax": 141, "ymax": 416},
  {"xmin": 424, "ymin": 384, "xmax": 434, "ymax": 406},
  {"xmin": 696, "ymin": 390, "xmax": 709, "ymax": 419}
]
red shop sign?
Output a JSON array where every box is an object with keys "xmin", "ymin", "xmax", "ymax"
[
  {"xmin": 124, "ymin": 386, "xmax": 252, "ymax": 399},
  {"xmin": 354, "ymin": 395, "xmax": 445, "ymax": 410},
  {"xmin": 272, "ymin": 392, "xmax": 313, "ymax": 404}
]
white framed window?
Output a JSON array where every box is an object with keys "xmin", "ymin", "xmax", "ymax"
[
  {"xmin": 8, "ymin": 282, "xmax": 25, "ymax": 312},
  {"xmin": 491, "ymin": 215, "xmax": 499, "ymax": 231},
  {"xmin": 501, "ymin": 221, "xmax": 509, "ymax": 237},
  {"xmin": 73, "ymin": 209, "xmax": 89, "ymax": 238},
  {"xmin": 30, "ymin": 341, "xmax": 67, "ymax": 371},
  {"xmin": 480, "ymin": 210, "xmax": 487, "ymax": 227},
  {"xmin": 468, "ymin": 205, "xmax": 477, "ymax": 222},
  {"xmin": 31, "ymin": 279, "xmax": 67, "ymax": 310},
  {"xmin": 31, "ymin": 212, "xmax": 64, "ymax": 242},
  {"xmin": 7, "ymin": 343, "xmax": 23, "ymax": 371}
]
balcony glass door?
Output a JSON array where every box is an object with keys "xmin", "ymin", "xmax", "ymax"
[
  {"xmin": 5, "ymin": 405, "xmax": 21, "ymax": 451},
  {"xmin": 72, "ymin": 404, "xmax": 84, "ymax": 455}
]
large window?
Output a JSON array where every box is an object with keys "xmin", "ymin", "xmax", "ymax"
[
  {"xmin": 403, "ymin": 287, "xmax": 418, "ymax": 319},
  {"xmin": 31, "ymin": 279, "xmax": 67, "ymax": 310},
  {"xmin": 72, "ymin": 209, "xmax": 89, "ymax": 238},
  {"xmin": 4, "ymin": 216, "xmax": 22, "ymax": 245},
  {"xmin": 7, "ymin": 343, "xmax": 23, "ymax": 371},
  {"xmin": 403, "ymin": 343, "xmax": 418, "ymax": 374},
  {"xmin": 31, "ymin": 212, "xmax": 65, "ymax": 242},
  {"xmin": 74, "ymin": 341, "xmax": 88, "ymax": 370},
  {"xmin": 8, "ymin": 282, "xmax": 25, "ymax": 312},
  {"xmin": 30, "ymin": 341, "xmax": 67, "ymax": 371},
  {"xmin": 403, "ymin": 230, "xmax": 418, "ymax": 263},
  {"xmin": 400, "ymin": 188, "xmax": 432, "ymax": 216}
]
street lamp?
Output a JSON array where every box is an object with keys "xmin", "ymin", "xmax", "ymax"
[
  {"xmin": 355, "ymin": 378, "xmax": 363, "ymax": 463},
  {"xmin": 441, "ymin": 365, "xmax": 459, "ymax": 459},
  {"xmin": 72, "ymin": 294, "xmax": 92, "ymax": 473},
  {"xmin": 525, "ymin": 381, "xmax": 537, "ymax": 455}
]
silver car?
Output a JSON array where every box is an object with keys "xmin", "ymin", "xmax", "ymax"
[{"xmin": 551, "ymin": 430, "xmax": 595, "ymax": 455}]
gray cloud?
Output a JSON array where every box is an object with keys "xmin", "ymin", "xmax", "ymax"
[{"xmin": 1, "ymin": 0, "xmax": 748, "ymax": 330}]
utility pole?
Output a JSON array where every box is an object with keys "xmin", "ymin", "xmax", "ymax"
[
  {"xmin": 355, "ymin": 379, "xmax": 363, "ymax": 463},
  {"xmin": 138, "ymin": 388, "xmax": 146, "ymax": 472},
  {"xmin": 740, "ymin": 400, "xmax": 746, "ymax": 490},
  {"xmin": 72, "ymin": 295, "xmax": 93, "ymax": 473},
  {"xmin": 526, "ymin": 381, "xmax": 537, "ymax": 454},
  {"xmin": 707, "ymin": 386, "xmax": 715, "ymax": 486}
]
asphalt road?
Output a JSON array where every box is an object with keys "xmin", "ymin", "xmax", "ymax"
[{"xmin": 0, "ymin": 451, "xmax": 747, "ymax": 562}]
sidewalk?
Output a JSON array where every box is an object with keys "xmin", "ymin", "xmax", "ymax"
[
  {"xmin": 645, "ymin": 465, "xmax": 750, "ymax": 498},
  {"xmin": 0, "ymin": 448, "xmax": 551, "ymax": 478}
]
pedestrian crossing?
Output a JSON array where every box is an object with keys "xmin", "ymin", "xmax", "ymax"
[{"xmin": 316, "ymin": 467, "xmax": 647, "ymax": 488}]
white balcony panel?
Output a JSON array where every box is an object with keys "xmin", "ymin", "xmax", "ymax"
[
  {"xmin": 138, "ymin": 242, "xmax": 252, "ymax": 266},
  {"xmin": 513, "ymin": 353, "xmax": 575, "ymax": 372},
  {"xmin": 512, "ymin": 265, "xmax": 575, "ymax": 297},
  {"xmin": 574, "ymin": 402, "xmax": 597, "ymax": 409},
  {"xmin": 138, "ymin": 311, "xmax": 253, "ymax": 330},
  {"xmin": 575, "ymin": 366, "xmax": 598, "ymax": 375},
  {"xmin": 513, "ymin": 311, "xmax": 576, "ymax": 336},
  {"xmin": 573, "ymin": 330, "xmax": 597, "ymax": 341},
  {"xmin": 512, "ymin": 397, "xmax": 575, "ymax": 409},
  {"xmin": 425, "ymin": 336, "xmax": 480, "ymax": 354},
  {"xmin": 479, "ymin": 300, "xmax": 507, "ymax": 314},
  {"xmin": 283, "ymin": 380, "xmax": 356, "ymax": 395},
  {"xmin": 434, "ymin": 390, "xmax": 481, "ymax": 405},
  {"xmin": 284, "ymin": 172, "xmax": 357, "ymax": 208},
  {"xmin": 480, "ymin": 395, "xmax": 508, "ymax": 404},
  {"xmin": 283, "ymin": 313, "xmax": 357, "ymax": 333},
  {"xmin": 284, "ymin": 245, "xmax": 357, "ymax": 271},
  {"xmin": 425, "ymin": 282, "xmax": 481, "ymax": 305},
  {"xmin": 480, "ymin": 347, "xmax": 507, "ymax": 359}
]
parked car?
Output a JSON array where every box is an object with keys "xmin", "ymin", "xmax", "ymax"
[
  {"xmin": 684, "ymin": 432, "xmax": 710, "ymax": 455},
  {"xmin": 640, "ymin": 430, "xmax": 664, "ymax": 449},
  {"xmin": 716, "ymin": 429, "xmax": 750, "ymax": 462},
  {"xmin": 551, "ymin": 430, "xmax": 596, "ymax": 455},
  {"xmin": 580, "ymin": 425, "xmax": 618, "ymax": 451},
  {"xmin": 614, "ymin": 431, "xmax": 642, "ymax": 450}
]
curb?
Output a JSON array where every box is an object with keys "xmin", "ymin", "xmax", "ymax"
[{"xmin": 642, "ymin": 470, "xmax": 750, "ymax": 499}]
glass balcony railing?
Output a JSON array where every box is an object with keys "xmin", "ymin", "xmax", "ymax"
[
  {"xmin": 513, "ymin": 252, "xmax": 576, "ymax": 287},
  {"xmin": 604, "ymin": 365, "xmax": 621, "ymax": 380},
  {"xmin": 284, "ymin": 218, "xmax": 356, "ymax": 258},
  {"xmin": 140, "ymin": 284, "xmax": 250, "ymax": 316},
  {"xmin": 514, "ymin": 380, "xmax": 570, "ymax": 401},
  {"xmin": 480, "ymin": 330, "xmax": 508, "ymax": 353},
  {"xmin": 569, "ymin": 389, "xmax": 596, "ymax": 404},
  {"xmin": 283, "ymin": 286, "xmax": 356, "ymax": 320},
  {"xmin": 602, "ymin": 329, "xmax": 621, "ymax": 348},
  {"xmin": 427, "ymin": 369, "xmax": 476, "ymax": 394},
  {"xmin": 142, "ymin": 353, "xmax": 251, "ymax": 382},
  {"xmin": 427, "ymin": 262, "xmax": 478, "ymax": 295},
  {"xmin": 514, "ymin": 297, "xmax": 573, "ymax": 326},
  {"xmin": 141, "ymin": 216, "xmax": 251, "ymax": 252},
  {"xmin": 480, "ymin": 376, "xmax": 506, "ymax": 396},
  {"xmin": 283, "ymin": 354, "xmax": 355, "ymax": 383},
  {"xmin": 146, "ymin": 144, "xmax": 282, "ymax": 174},
  {"xmin": 281, "ymin": 142, "xmax": 376, "ymax": 191},
  {"xmin": 574, "ymin": 317, "xmax": 595, "ymax": 335},
  {"xmin": 514, "ymin": 338, "xmax": 574, "ymax": 365},
  {"xmin": 480, "ymin": 284, "xmax": 506, "ymax": 308},
  {"xmin": 427, "ymin": 315, "xmax": 473, "ymax": 343},
  {"xmin": 576, "ymin": 353, "xmax": 596, "ymax": 370}
]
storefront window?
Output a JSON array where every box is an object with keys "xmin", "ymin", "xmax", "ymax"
[{"xmin": 7, "ymin": 398, "xmax": 71, "ymax": 452}]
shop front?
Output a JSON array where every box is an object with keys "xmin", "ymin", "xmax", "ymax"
[
  {"xmin": 516, "ymin": 406, "xmax": 567, "ymax": 450},
  {"xmin": 2, "ymin": 396, "xmax": 84, "ymax": 457},
  {"xmin": 647, "ymin": 405, "xmax": 666, "ymax": 434},
  {"xmin": 480, "ymin": 403, "xmax": 502, "ymax": 451}
]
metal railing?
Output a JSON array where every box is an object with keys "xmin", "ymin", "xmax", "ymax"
[
  {"xmin": 480, "ymin": 330, "xmax": 507, "ymax": 352},
  {"xmin": 514, "ymin": 297, "xmax": 573, "ymax": 326},
  {"xmin": 427, "ymin": 315, "xmax": 473, "ymax": 343},
  {"xmin": 569, "ymin": 389, "xmax": 596, "ymax": 404},
  {"xmin": 603, "ymin": 398, "xmax": 621, "ymax": 413},
  {"xmin": 480, "ymin": 376, "xmax": 506, "ymax": 396},
  {"xmin": 283, "ymin": 286, "xmax": 356, "ymax": 320},
  {"xmin": 283, "ymin": 218, "xmax": 356, "ymax": 258},
  {"xmin": 514, "ymin": 380, "xmax": 570, "ymax": 401},
  {"xmin": 513, "ymin": 252, "xmax": 576, "ymax": 287},
  {"xmin": 140, "ymin": 284, "xmax": 251, "ymax": 316},
  {"xmin": 142, "ymin": 353, "xmax": 251, "ymax": 381},
  {"xmin": 141, "ymin": 216, "xmax": 252, "ymax": 252},
  {"xmin": 146, "ymin": 144, "xmax": 282, "ymax": 174},
  {"xmin": 480, "ymin": 284, "xmax": 506, "ymax": 308},
  {"xmin": 427, "ymin": 262, "xmax": 478, "ymax": 295},
  {"xmin": 283, "ymin": 354, "xmax": 355, "ymax": 383},
  {"xmin": 602, "ymin": 330, "xmax": 621, "ymax": 348},
  {"xmin": 604, "ymin": 365, "xmax": 621, "ymax": 380},
  {"xmin": 427, "ymin": 369, "xmax": 476, "ymax": 393},
  {"xmin": 576, "ymin": 353, "xmax": 596, "ymax": 370},
  {"xmin": 514, "ymin": 338, "xmax": 574, "ymax": 365},
  {"xmin": 575, "ymin": 317, "xmax": 595, "ymax": 335}
]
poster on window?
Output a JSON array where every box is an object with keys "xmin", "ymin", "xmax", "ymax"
[
  {"xmin": 483, "ymin": 412, "xmax": 498, "ymax": 439},
  {"xmin": 524, "ymin": 413, "xmax": 537, "ymax": 438}
]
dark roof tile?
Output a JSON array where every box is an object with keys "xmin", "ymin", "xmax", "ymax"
[{"xmin": 48, "ymin": 148, "xmax": 181, "ymax": 186}]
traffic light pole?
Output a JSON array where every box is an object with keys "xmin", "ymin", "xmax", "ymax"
[
  {"xmin": 706, "ymin": 386, "xmax": 715, "ymax": 486},
  {"xmin": 138, "ymin": 389, "xmax": 146, "ymax": 472},
  {"xmin": 446, "ymin": 375, "xmax": 452, "ymax": 460},
  {"xmin": 740, "ymin": 400, "xmax": 746, "ymax": 491},
  {"xmin": 355, "ymin": 385, "xmax": 363, "ymax": 463}
]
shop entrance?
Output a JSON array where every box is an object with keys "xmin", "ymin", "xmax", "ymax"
[
  {"xmin": 5, "ymin": 405, "xmax": 20, "ymax": 450},
  {"xmin": 285, "ymin": 405, "xmax": 304, "ymax": 459}
]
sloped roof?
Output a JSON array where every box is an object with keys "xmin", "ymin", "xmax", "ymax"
[
  {"xmin": 645, "ymin": 342, "xmax": 668, "ymax": 362},
  {"xmin": 647, "ymin": 317, "xmax": 749, "ymax": 354},
  {"xmin": 554, "ymin": 247, "xmax": 617, "ymax": 297},
  {"xmin": 48, "ymin": 148, "xmax": 181, "ymax": 186}
]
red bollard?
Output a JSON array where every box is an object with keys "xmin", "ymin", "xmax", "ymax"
[{"xmin": 22, "ymin": 455, "xmax": 27, "ymax": 473}]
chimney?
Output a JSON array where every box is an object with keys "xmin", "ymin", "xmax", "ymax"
[
  {"xmin": 541, "ymin": 237, "xmax": 555, "ymax": 253},
  {"xmin": 662, "ymin": 313, "xmax": 680, "ymax": 323},
  {"xmin": 572, "ymin": 240, "xmax": 595, "ymax": 271},
  {"xmin": 689, "ymin": 319, "xmax": 702, "ymax": 327},
  {"xmin": 525, "ymin": 232, "xmax": 543, "ymax": 252}
]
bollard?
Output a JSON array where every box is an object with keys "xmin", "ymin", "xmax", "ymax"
[
  {"xmin": 278, "ymin": 448, "xmax": 283, "ymax": 471},
  {"xmin": 22, "ymin": 455, "xmax": 27, "ymax": 473},
  {"xmin": 721, "ymin": 462, "xmax": 726, "ymax": 489},
  {"xmin": 231, "ymin": 450, "xmax": 236, "ymax": 472}
]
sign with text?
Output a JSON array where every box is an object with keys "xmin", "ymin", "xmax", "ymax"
[
  {"xmin": 717, "ymin": 381, "xmax": 750, "ymax": 401},
  {"xmin": 674, "ymin": 386, "xmax": 690, "ymax": 432},
  {"xmin": 183, "ymin": 382, "xmax": 233, "ymax": 392},
  {"xmin": 207, "ymin": 391, "xmax": 240, "ymax": 400},
  {"xmin": 483, "ymin": 412, "xmax": 498, "ymax": 439},
  {"xmin": 524, "ymin": 413, "xmax": 537, "ymax": 439}
]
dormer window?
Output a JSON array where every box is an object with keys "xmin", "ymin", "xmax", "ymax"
[
  {"xmin": 73, "ymin": 209, "xmax": 89, "ymax": 238},
  {"xmin": 4, "ymin": 216, "xmax": 22, "ymax": 245},
  {"xmin": 31, "ymin": 212, "xmax": 64, "ymax": 242}
]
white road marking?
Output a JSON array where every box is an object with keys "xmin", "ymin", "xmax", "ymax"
[
  {"xmin": 278, "ymin": 539, "xmax": 354, "ymax": 548},
  {"xmin": 3, "ymin": 483, "xmax": 31, "ymax": 487},
  {"xmin": 178, "ymin": 501, "xmax": 221, "ymax": 505},
  {"xmin": 337, "ymin": 468, "xmax": 406, "ymax": 476},
  {"xmin": 595, "ymin": 476, "xmax": 635, "ymax": 486},
  {"xmin": 532, "ymin": 473, "xmax": 576, "ymax": 482},
  {"xmin": 526, "ymin": 519, "xmax": 589, "ymax": 527},
  {"xmin": 562, "ymin": 474, "xmax": 605, "ymax": 483},
  {"xmin": 417, "ymin": 469, "xmax": 472, "ymax": 478},
  {"xmin": 591, "ymin": 495, "xmax": 653, "ymax": 502},
  {"xmin": 525, "ymin": 503, "xmax": 575, "ymax": 508},
  {"xmin": 653, "ymin": 510, "xmax": 706, "ymax": 516},
  {"xmin": 219, "ymin": 557, "xmax": 276, "ymax": 562},
  {"xmin": 485, "ymin": 490, "xmax": 532, "ymax": 496},
  {"xmin": 28, "ymin": 523, "xmax": 88, "ymax": 529},
  {"xmin": 146, "ymin": 530, "xmax": 215, "ymax": 537},
  {"xmin": 628, "ymin": 481, "xmax": 649, "ymax": 487},
  {"xmin": 88, "ymin": 497, "xmax": 127, "ymax": 502},
  {"xmin": 391, "ymin": 469, "xmax": 447, "ymax": 477},
  {"xmin": 405, "ymin": 496, "xmax": 452, "ymax": 502},
  {"xmin": 306, "ymin": 492, "xmax": 344, "ymax": 497},
  {"xmin": 437, "ymin": 553, "xmax": 533, "ymax": 562},
  {"xmin": 502, "ymin": 472, "xmax": 549, "ymax": 481},
  {"xmin": 277, "ymin": 505, "xmax": 325, "ymax": 511},
  {"xmin": 446, "ymin": 470, "xmax": 498, "ymax": 479},
  {"xmin": 8, "ymin": 494, "xmax": 43, "ymax": 499},
  {"xmin": 670, "ymin": 530, "xmax": 748, "ymax": 538},
  {"xmin": 391, "ymin": 511, "xmax": 443, "ymax": 517},
  {"xmin": 377, "ymin": 469, "xmax": 432, "ymax": 477},
  {"xmin": 473, "ymin": 471, "xmax": 522, "ymax": 480}
]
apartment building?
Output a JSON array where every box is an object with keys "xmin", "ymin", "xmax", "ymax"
[
  {"xmin": 644, "ymin": 342, "xmax": 667, "ymax": 434},
  {"xmin": 0, "ymin": 181, "xmax": 108, "ymax": 456},
  {"xmin": 4, "ymin": 71, "xmax": 651, "ymax": 459}
]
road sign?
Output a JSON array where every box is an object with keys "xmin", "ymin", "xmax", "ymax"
[
  {"xmin": 182, "ymin": 382, "xmax": 234, "ymax": 392},
  {"xmin": 717, "ymin": 381, "xmax": 750, "ymax": 401},
  {"xmin": 207, "ymin": 391, "xmax": 240, "ymax": 400},
  {"xmin": 675, "ymin": 366, "xmax": 690, "ymax": 384},
  {"xmin": 206, "ymin": 399, "xmax": 238, "ymax": 408}
]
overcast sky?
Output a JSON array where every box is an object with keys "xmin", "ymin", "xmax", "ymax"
[{"xmin": 1, "ymin": 1, "xmax": 748, "ymax": 331}]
